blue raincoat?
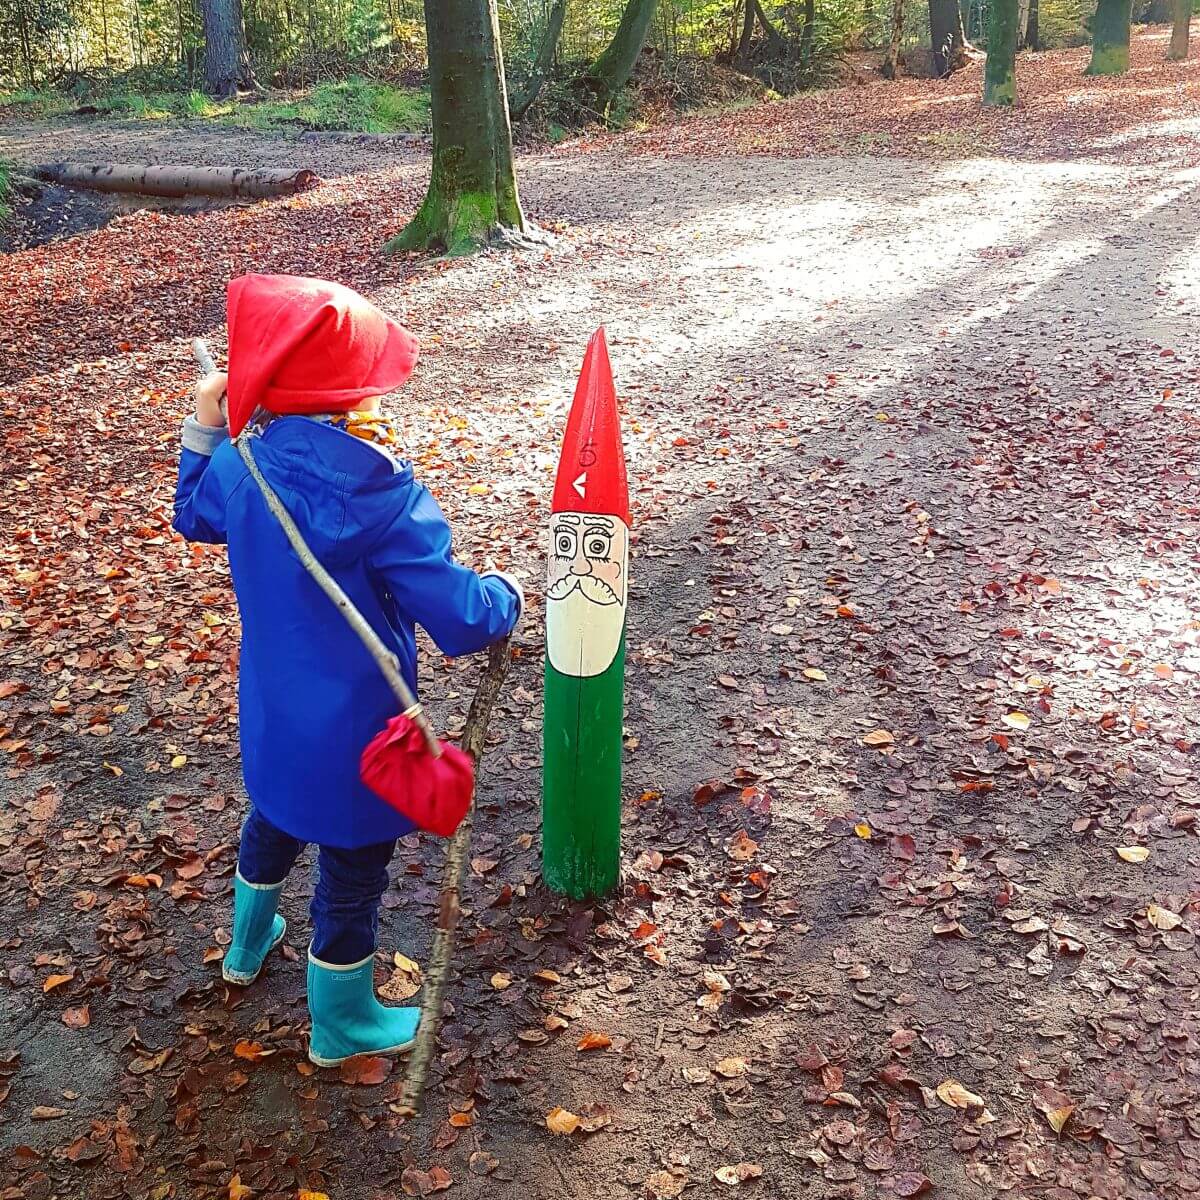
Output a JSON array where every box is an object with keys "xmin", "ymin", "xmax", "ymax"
[{"xmin": 173, "ymin": 415, "xmax": 520, "ymax": 848}]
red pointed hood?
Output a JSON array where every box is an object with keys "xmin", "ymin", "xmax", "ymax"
[
  {"xmin": 551, "ymin": 328, "xmax": 629, "ymax": 525},
  {"xmin": 225, "ymin": 273, "xmax": 420, "ymax": 437}
]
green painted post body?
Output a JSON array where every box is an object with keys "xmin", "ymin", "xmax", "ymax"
[
  {"xmin": 542, "ymin": 637, "xmax": 626, "ymax": 899},
  {"xmin": 983, "ymin": 0, "xmax": 1019, "ymax": 105},
  {"xmin": 1087, "ymin": 0, "xmax": 1132, "ymax": 74}
]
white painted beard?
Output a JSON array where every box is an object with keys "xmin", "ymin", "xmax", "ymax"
[{"xmin": 546, "ymin": 584, "xmax": 626, "ymax": 678}]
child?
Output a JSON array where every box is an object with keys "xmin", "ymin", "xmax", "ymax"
[{"xmin": 173, "ymin": 273, "xmax": 522, "ymax": 1066}]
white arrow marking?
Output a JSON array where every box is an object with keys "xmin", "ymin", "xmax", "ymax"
[{"xmin": 572, "ymin": 472, "xmax": 587, "ymax": 498}]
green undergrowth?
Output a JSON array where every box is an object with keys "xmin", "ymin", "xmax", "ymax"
[
  {"xmin": 0, "ymin": 159, "xmax": 13, "ymax": 221},
  {"xmin": 0, "ymin": 78, "xmax": 429, "ymax": 135},
  {"xmin": 234, "ymin": 79, "xmax": 429, "ymax": 133}
]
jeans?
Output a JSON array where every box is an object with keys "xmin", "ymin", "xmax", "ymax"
[{"xmin": 237, "ymin": 806, "xmax": 396, "ymax": 965}]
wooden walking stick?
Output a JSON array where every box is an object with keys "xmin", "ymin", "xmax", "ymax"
[
  {"xmin": 396, "ymin": 636, "xmax": 509, "ymax": 1117},
  {"xmin": 190, "ymin": 339, "xmax": 513, "ymax": 1112}
]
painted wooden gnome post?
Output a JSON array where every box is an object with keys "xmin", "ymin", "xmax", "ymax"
[{"xmin": 542, "ymin": 328, "xmax": 629, "ymax": 899}]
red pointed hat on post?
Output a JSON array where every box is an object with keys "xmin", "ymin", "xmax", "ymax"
[
  {"xmin": 552, "ymin": 328, "xmax": 629, "ymax": 526},
  {"xmin": 225, "ymin": 273, "xmax": 420, "ymax": 437}
]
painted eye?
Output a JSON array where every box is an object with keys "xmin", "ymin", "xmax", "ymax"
[
  {"xmin": 556, "ymin": 534, "xmax": 575, "ymax": 556},
  {"xmin": 586, "ymin": 537, "xmax": 610, "ymax": 558}
]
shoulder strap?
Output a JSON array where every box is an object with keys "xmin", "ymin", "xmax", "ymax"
[{"xmin": 235, "ymin": 435, "xmax": 442, "ymax": 758}]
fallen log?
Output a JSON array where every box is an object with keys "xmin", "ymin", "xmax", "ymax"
[{"xmin": 33, "ymin": 162, "xmax": 319, "ymax": 200}]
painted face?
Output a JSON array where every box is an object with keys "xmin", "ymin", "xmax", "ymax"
[{"xmin": 546, "ymin": 512, "xmax": 629, "ymax": 677}]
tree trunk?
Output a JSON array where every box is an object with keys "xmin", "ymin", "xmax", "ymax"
[
  {"xmin": 199, "ymin": 0, "xmax": 253, "ymax": 98},
  {"xmin": 16, "ymin": 0, "xmax": 36, "ymax": 89},
  {"xmin": 1168, "ymin": 0, "xmax": 1191, "ymax": 58},
  {"xmin": 1016, "ymin": 0, "xmax": 1029, "ymax": 47},
  {"xmin": 510, "ymin": 0, "xmax": 567, "ymax": 119},
  {"xmin": 930, "ymin": 0, "xmax": 966, "ymax": 73},
  {"xmin": 386, "ymin": 0, "xmax": 528, "ymax": 256},
  {"xmin": 737, "ymin": 0, "xmax": 756, "ymax": 55},
  {"xmin": 1086, "ymin": 0, "xmax": 1131, "ymax": 74},
  {"xmin": 583, "ymin": 0, "xmax": 659, "ymax": 114},
  {"xmin": 800, "ymin": 0, "xmax": 816, "ymax": 60},
  {"xmin": 1026, "ymin": 0, "xmax": 1039, "ymax": 48},
  {"xmin": 983, "ymin": 0, "xmax": 1018, "ymax": 103},
  {"xmin": 882, "ymin": 0, "xmax": 904, "ymax": 76}
]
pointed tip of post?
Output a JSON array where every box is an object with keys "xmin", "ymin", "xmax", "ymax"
[{"xmin": 551, "ymin": 326, "xmax": 629, "ymax": 524}]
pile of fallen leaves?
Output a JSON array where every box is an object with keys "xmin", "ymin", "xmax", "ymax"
[{"xmin": 580, "ymin": 25, "xmax": 1200, "ymax": 167}]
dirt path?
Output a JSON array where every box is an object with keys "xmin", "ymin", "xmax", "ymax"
[{"xmin": 1, "ymin": 106, "xmax": 1199, "ymax": 1200}]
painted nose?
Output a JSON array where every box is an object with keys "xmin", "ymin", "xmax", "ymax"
[{"xmin": 570, "ymin": 548, "xmax": 593, "ymax": 576}]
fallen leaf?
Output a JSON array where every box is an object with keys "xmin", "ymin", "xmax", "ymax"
[
  {"xmin": 30, "ymin": 1106, "xmax": 68, "ymax": 1120},
  {"xmin": 727, "ymin": 830, "xmax": 758, "ymax": 861},
  {"xmin": 339, "ymin": 1055, "xmax": 390, "ymax": 1086},
  {"xmin": 233, "ymin": 1041, "xmax": 272, "ymax": 1062},
  {"xmin": 714, "ymin": 1163, "xmax": 763, "ymax": 1186},
  {"xmin": 490, "ymin": 971, "xmax": 513, "ymax": 990},
  {"xmin": 61, "ymin": 1006, "xmax": 90, "ymax": 1029},
  {"xmin": 892, "ymin": 1173, "xmax": 932, "ymax": 1197},
  {"xmin": 400, "ymin": 1166, "xmax": 452, "ymax": 1196},
  {"xmin": 228, "ymin": 1177, "xmax": 253, "ymax": 1200},
  {"xmin": 1116, "ymin": 846, "xmax": 1150, "ymax": 864},
  {"xmin": 803, "ymin": 667, "xmax": 827, "ymax": 681},
  {"xmin": 1001, "ymin": 711, "xmax": 1030, "ymax": 731},
  {"xmin": 42, "ymin": 972, "xmax": 74, "ymax": 993},
  {"xmin": 546, "ymin": 1106, "xmax": 580, "ymax": 1135},
  {"xmin": 936, "ymin": 1079, "xmax": 986, "ymax": 1110},
  {"xmin": 644, "ymin": 1170, "xmax": 687, "ymax": 1198},
  {"xmin": 170, "ymin": 755, "xmax": 188, "ymax": 769},
  {"xmin": 577, "ymin": 1032, "xmax": 613, "ymax": 1052},
  {"xmin": 854, "ymin": 822, "xmax": 872, "ymax": 839},
  {"xmin": 715, "ymin": 1056, "xmax": 749, "ymax": 1078},
  {"xmin": 862, "ymin": 729, "xmax": 895, "ymax": 747},
  {"xmin": 1147, "ymin": 904, "xmax": 1183, "ymax": 931}
]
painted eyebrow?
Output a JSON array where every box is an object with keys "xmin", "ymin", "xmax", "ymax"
[
  {"xmin": 557, "ymin": 514, "xmax": 581, "ymax": 525},
  {"xmin": 582, "ymin": 519, "xmax": 613, "ymax": 529}
]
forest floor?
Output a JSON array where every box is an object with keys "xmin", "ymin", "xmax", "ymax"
[{"xmin": 2, "ymin": 23, "xmax": 1200, "ymax": 1200}]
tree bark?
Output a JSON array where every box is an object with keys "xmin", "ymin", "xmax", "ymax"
[
  {"xmin": 16, "ymin": 0, "xmax": 36, "ymax": 89},
  {"xmin": 1026, "ymin": 0, "xmax": 1039, "ymax": 49},
  {"xmin": 1016, "ymin": 0, "xmax": 1030, "ymax": 47},
  {"xmin": 983, "ymin": 0, "xmax": 1018, "ymax": 103},
  {"xmin": 199, "ymin": 0, "xmax": 254, "ymax": 98},
  {"xmin": 883, "ymin": 0, "xmax": 904, "ymax": 76},
  {"xmin": 386, "ymin": 0, "xmax": 528, "ymax": 256},
  {"xmin": 582, "ymin": 0, "xmax": 659, "ymax": 114},
  {"xmin": 800, "ymin": 0, "xmax": 816, "ymax": 60},
  {"xmin": 737, "ymin": 0, "xmax": 756, "ymax": 55},
  {"xmin": 510, "ymin": 0, "xmax": 567, "ymax": 119},
  {"xmin": 1086, "ymin": 0, "xmax": 1132, "ymax": 74},
  {"xmin": 1168, "ymin": 0, "xmax": 1191, "ymax": 59},
  {"xmin": 930, "ymin": 0, "xmax": 966, "ymax": 73}
]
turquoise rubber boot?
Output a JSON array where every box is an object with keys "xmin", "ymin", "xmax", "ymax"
[
  {"xmin": 307, "ymin": 951, "xmax": 420, "ymax": 1068},
  {"xmin": 222, "ymin": 874, "xmax": 287, "ymax": 986}
]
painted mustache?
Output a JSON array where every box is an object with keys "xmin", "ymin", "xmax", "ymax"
[{"xmin": 546, "ymin": 573, "xmax": 621, "ymax": 606}]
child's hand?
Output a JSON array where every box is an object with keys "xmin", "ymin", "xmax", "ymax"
[{"xmin": 194, "ymin": 371, "xmax": 228, "ymax": 428}]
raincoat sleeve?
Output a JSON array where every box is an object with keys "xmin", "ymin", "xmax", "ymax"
[
  {"xmin": 372, "ymin": 485, "xmax": 520, "ymax": 657},
  {"xmin": 173, "ymin": 417, "xmax": 230, "ymax": 545}
]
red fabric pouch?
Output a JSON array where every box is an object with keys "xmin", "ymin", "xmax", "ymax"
[{"xmin": 359, "ymin": 713, "xmax": 475, "ymax": 838}]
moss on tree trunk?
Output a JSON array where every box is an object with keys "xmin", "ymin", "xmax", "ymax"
[
  {"xmin": 1086, "ymin": 0, "xmax": 1131, "ymax": 74},
  {"xmin": 386, "ymin": 0, "xmax": 527, "ymax": 256},
  {"xmin": 581, "ymin": 0, "xmax": 659, "ymax": 115},
  {"xmin": 1168, "ymin": 0, "xmax": 1191, "ymax": 60},
  {"xmin": 983, "ymin": 0, "xmax": 1018, "ymax": 104}
]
